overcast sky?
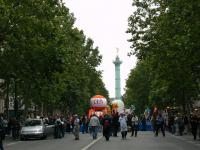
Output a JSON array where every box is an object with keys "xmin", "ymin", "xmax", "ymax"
[{"xmin": 64, "ymin": 0, "xmax": 137, "ymax": 98}]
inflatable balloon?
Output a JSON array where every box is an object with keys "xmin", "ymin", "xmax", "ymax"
[
  {"xmin": 111, "ymin": 100, "xmax": 124, "ymax": 113},
  {"xmin": 88, "ymin": 95, "xmax": 109, "ymax": 118},
  {"xmin": 90, "ymin": 95, "xmax": 107, "ymax": 110}
]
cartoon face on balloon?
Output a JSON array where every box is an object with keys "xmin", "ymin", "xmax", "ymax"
[{"xmin": 90, "ymin": 95, "xmax": 107, "ymax": 108}]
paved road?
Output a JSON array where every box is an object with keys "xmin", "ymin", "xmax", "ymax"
[
  {"xmin": 89, "ymin": 132, "xmax": 200, "ymax": 150},
  {"xmin": 4, "ymin": 132, "xmax": 200, "ymax": 150},
  {"xmin": 4, "ymin": 133, "xmax": 96, "ymax": 150}
]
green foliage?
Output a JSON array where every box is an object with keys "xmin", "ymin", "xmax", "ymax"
[
  {"xmin": 125, "ymin": 60, "xmax": 151, "ymax": 114},
  {"xmin": 0, "ymin": 0, "xmax": 108, "ymax": 116},
  {"xmin": 126, "ymin": 0, "xmax": 200, "ymax": 113}
]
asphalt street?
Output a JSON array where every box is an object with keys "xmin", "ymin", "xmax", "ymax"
[
  {"xmin": 89, "ymin": 132, "xmax": 200, "ymax": 150},
  {"xmin": 3, "ymin": 132, "xmax": 200, "ymax": 150}
]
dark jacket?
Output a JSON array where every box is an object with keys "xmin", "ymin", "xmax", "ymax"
[
  {"xmin": 0, "ymin": 120, "xmax": 5, "ymax": 142},
  {"xmin": 103, "ymin": 115, "xmax": 111, "ymax": 137}
]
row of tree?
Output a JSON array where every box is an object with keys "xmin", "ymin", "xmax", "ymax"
[
  {"xmin": 0, "ymin": 0, "xmax": 108, "ymax": 117},
  {"xmin": 125, "ymin": 0, "xmax": 200, "ymax": 114}
]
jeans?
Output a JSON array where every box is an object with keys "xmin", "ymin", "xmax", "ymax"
[
  {"xmin": 91, "ymin": 126, "xmax": 98, "ymax": 139},
  {"xmin": 131, "ymin": 125, "xmax": 138, "ymax": 137},
  {"xmin": 171, "ymin": 125, "xmax": 175, "ymax": 134},
  {"xmin": 155, "ymin": 124, "xmax": 165, "ymax": 136},
  {"xmin": 82, "ymin": 124, "xmax": 86, "ymax": 133},
  {"xmin": 112, "ymin": 125, "xmax": 118, "ymax": 136},
  {"xmin": 121, "ymin": 131, "xmax": 127, "ymax": 139}
]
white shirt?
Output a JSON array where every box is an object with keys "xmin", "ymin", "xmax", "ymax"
[
  {"xmin": 74, "ymin": 118, "xmax": 80, "ymax": 126},
  {"xmin": 89, "ymin": 116, "xmax": 100, "ymax": 127},
  {"xmin": 119, "ymin": 116, "xmax": 127, "ymax": 131},
  {"xmin": 132, "ymin": 116, "xmax": 139, "ymax": 125}
]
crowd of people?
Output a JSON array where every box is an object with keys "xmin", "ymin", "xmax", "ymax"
[
  {"xmin": 150, "ymin": 108, "xmax": 200, "ymax": 140},
  {"xmin": 0, "ymin": 111, "xmax": 139, "ymax": 145},
  {"xmin": 83, "ymin": 111, "xmax": 140, "ymax": 141},
  {"xmin": 166, "ymin": 110, "xmax": 200, "ymax": 140},
  {"xmin": 0, "ymin": 108, "xmax": 200, "ymax": 150}
]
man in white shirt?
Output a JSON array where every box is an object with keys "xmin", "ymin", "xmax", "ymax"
[{"xmin": 89, "ymin": 114, "xmax": 100, "ymax": 140}]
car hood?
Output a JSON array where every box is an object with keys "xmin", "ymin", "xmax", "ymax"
[{"xmin": 21, "ymin": 126, "xmax": 43, "ymax": 132}]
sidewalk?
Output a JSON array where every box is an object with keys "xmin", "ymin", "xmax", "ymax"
[{"xmin": 3, "ymin": 135, "xmax": 20, "ymax": 146}]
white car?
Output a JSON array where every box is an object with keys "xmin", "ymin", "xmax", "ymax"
[{"xmin": 20, "ymin": 118, "xmax": 54, "ymax": 140}]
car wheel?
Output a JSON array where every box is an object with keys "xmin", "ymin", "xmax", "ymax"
[
  {"xmin": 20, "ymin": 136, "xmax": 25, "ymax": 141},
  {"xmin": 41, "ymin": 134, "xmax": 47, "ymax": 140}
]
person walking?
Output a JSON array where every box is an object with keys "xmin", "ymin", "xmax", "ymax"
[
  {"xmin": 85, "ymin": 116, "xmax": 89, "ymax": 133},
  {"xmin": 66, "ymin": 116, "xmax": 71, "ymax": 133},
  {"xmin": 174, "ymin": 115, "xmax": 179, "ymax": 136},
  {"xmin": 111, "ymin": 111, "xmax": 119, "ymax": 137},
  {"xmin": 155, "ymin": 114, "xmax": 165, "ymax": 137},
  {"xmin": 141, "ymin": 115, "xmax": 146, "ymax": 131},
  {"xmin": 60, "ymin": 117, "xmax": 65, "ymax": 137},
  {"xmin": 131, "ymin": 114, "xmax": 139, "ymax": 137},
  {"xmin": 89, "ymin": 114, "xmax": 100, "ymax": 140},
  {"xmin": 183, "ymin": 115, "xmax": 189, "ymax": 134},
  {"xmin": 73, "ymin": 115, "xmax": 80, "ymax": 140},
  {"xmin": 177, "ymin": 115, "xmax": 184, "ymax": 136},
  {"xmin": 81, "ymin": 115, "xmax": 87, "ymax": 134},
  {"xmin": 119, "ymin": 113, "xmax": 128, "ymax": 140},
  {"xmin": 168, "ymin": 115, "xmax": 175, "ymax": 134},
  {"xmin": 102, "ymin": 114, "xmax": 111, "ymax": 141},
  {"xmin": 190, "ymin": 113, "xmax": 198, "ymax": 140},
  {"xmin": 54, "ymin": 116, "xmax": 62, "ymax": 139},
  {"xmin": 0, "ymin": 117, "xmax": 5, "ymax": 150},
  {"xmin": 151, "ymin": 114, "xmax": 157, "ymax": 133}
]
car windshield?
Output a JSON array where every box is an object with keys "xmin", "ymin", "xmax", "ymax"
[{"xmin": 25, "ymin": 120, "xmax": 42, "ymax": 126}]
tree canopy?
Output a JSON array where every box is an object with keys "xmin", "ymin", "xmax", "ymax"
[
  {"xmin": 125, "ymin": 0, "xmax": 200, "ymax": 113},
  {"xmin": 0, "ymin": 0, "xmax": 108, "ymax": 116}
]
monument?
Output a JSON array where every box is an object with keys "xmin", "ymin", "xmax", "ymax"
[
  {"xmin": 113, "ymin": 48, "xmax": 122, "ymax": 100},
  {"xmin": 111, "ymin": 48, "xmax": 124, "ymax": 113}
]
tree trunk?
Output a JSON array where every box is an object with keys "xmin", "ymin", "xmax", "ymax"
[
  {"xmin": 5, "ymin": 80, "xmax": 9, "ymax": 118},
  {"xmin": 24, "ymin": 83, "xmax": 32, "ymax": 119},
  {"xmin": 41, "ymin": 102, "xmax": 44, "ymax": 117},
  {"xmin": 14, "ymin": 79, "xmax": 18, "ymax": 120},
  {"xmin": 182, "ymin": 87, "xmax": 186, "ymax": 113}
]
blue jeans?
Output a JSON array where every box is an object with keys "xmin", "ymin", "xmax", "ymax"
[
  {"xmin": 91, "ymin": 126, "xmax": 98, "ymax": 139},
  {"xmin": 82, "ymin": 124, "xmax": 86, "ymax": 133}
]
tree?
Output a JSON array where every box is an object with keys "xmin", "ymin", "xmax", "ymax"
[
  {"xmin": 126, "ymin": 0, "xmax": 200, "ymax": 113},
  {"xmin": 125, "ymin": 60, "xmax": 151, "ymax": 114},
  {"xmin": 0, "ymin": 0, "xmax": 108, "ymax": 116}
]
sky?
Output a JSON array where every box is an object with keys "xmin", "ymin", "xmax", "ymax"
[{"xmin": 64, "ymin": 0, "xmax": 137, "ymax": 98}]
